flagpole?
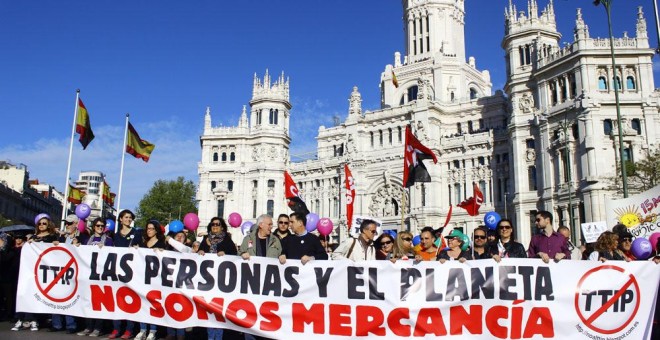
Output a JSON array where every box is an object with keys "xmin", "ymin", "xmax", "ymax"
[
  {"xmin": 99, "ymin": 176, "xmax": 105, "ymax": 219},
  {"xmin": 115, "ymin": 113, "xmax": 130, "ymax": 232},
  {"xmin": 61, "ymin": 90, "xmax": 80, "ymax": 230}
]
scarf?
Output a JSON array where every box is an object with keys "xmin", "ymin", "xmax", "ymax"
[{"xmin": 209, "ymin": 232, "xmax": 226, "ymax": 253}]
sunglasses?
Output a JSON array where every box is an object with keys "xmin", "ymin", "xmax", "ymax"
[
  {"xmin": 278, "ymin": 221, "xmax": 289, "ymax": 225},
  {"xmin": 381, "ymin": 241, "xmax": 393, "ymax": 245},
  {"xmin": 65, "ymin": 221, "xmax": 75, "ymax": 225},
  {"xmin": 366, "ymin": 229, "xmax": 377, "ymax": 234},
  {"xmin": 402, "ymin": 237, "xmax": 412, "ymax": 242},
  {"xmin": 38, "ymin": 222, "xmax": 49, "ymax": 226},
  {"xmin": 94, "ymin": 224, "xmax": 105, "ymax": 228},
  {"xmin": 474, "ymin": 235, "xmax": 487, "ymax": 239},
  {"xmin": 211, "ymin": 222, "xmax": 221, "ymax": 226},
  {"xmin": 499, "ymin": 225, "xmax": 512, "ymax": 230},
  {"xmin": 621, "ymin": 237, "xmax": 632, "ymax": 242}
]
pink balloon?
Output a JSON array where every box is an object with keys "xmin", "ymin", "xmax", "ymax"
[
  {"xmin": 649, "ymin": 232, "xmax": 660, "ymax": 252},
  {"xmin": 228, "ymin": 212, "xmax": 242, "ymax": 228},
  {"xmin": 317, "ymin": 217, "xmax": 334, "ymax": 236},
  {"xmin": 77, "ymin": 219, "xmax": 87, "ymax": 233},
  {"xmin": 183, "ymin": 213, "xmax": 200, "ymax": 231}
]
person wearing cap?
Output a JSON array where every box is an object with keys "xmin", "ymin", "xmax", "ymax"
[
  {"xmin": 55, "ymin": 214, "xmax": 84, "ymax": 246},
  {"xmin": 437, "ymin": 229, "xmax": 473, "ymax": 263},
  {"xmin": 617, "ymin": 229, "xmax": 636, "ymax": 261}
]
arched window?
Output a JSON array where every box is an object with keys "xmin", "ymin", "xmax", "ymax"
[
  {"xmin": 379, "ymin": 130, "xmax": 383, "ymax": 145},
  {"xmin": 227, "ymin": 180, "xmax": 233, "ymax": 192},
  {"xmin": 598, "ymin": 77, "xmax": 608, "ymax": 90},
  {"xmin": 221, "ymin": 152, "xmax": 227, "ymax": 162},
  {"xmin": 626, "ymin": 76, "xmax": 636, "ymax": 90},
  {"xmin": 230, "ymin": 152, "xmax": 235, "ymax": 162},
  {"xmin": 614, "ymin": 76, "xmax": 622, "ymax": 91},
  {"xmin": 213, "ymin": 152, "xmax": 218, "ymax": 162},
  {"xmin": 388, "ymin": 128, "xmax": 393, "ymax": 144},
  {"xmin": 469, "ymin": 88, "xmax": 478, "ymax": 99},
  {"xmin": 407, "ymin": 86, "xmax": 418, "ymax": 101},
  {"xmin": 398, "ymin": 126, "xmax": 403, "ymax": 142}
]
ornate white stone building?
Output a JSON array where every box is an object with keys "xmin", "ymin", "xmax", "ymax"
[{"xmin": 197, "ymin": 0, "xmax": 660, "ymax": 246}]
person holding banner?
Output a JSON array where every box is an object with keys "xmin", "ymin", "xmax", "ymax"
[
  {"xmin": 110, "ymin": 209, "xmax": 141, "ymax": 339},
  {"xmin": 165, "ymin": 230, "xmax": 193, "ymax": 253},
  {"xmin": 471, "ymin": 227, "xmax": 492, "ymax": 259},
  {"xmin": 528, "ymin": 211, "xmax": 570, "ymax": 262},
  {"xmin": 393, "ymin": 231, "xmax": 415, "ymax": 260},
  {"xmin": 134, "ymin": 220, "xmax": 166, "ymax": 340},
  {"xmin": 414, "ymin": 227, "xmax": 438, "ymax": 261},
  {"xmin": 240, "ymin": 214, "xmax": 282, "ymax": 260},
  {"xmin": 332, "ymin": 219, "xmax": 377, "ymax": 261},
  {"xmin": 588, "ymin": 231, "xmax": 626, "ymax": 262},
  {"xmin": 374, "ymin": 233, "xmax": 395, "ymax": 261},
  {"xmin": 616, "ymin": 230, "xmax": 637, "ymax": 261},
  {"xmin": 491, "ymin": 219, "xmax": 527, "ymax": 262},
  {"xmin": 279, "ymin": 212, "xmax": 328, "ymax": 264},
  {"xmin": 198, "ymin": 217, "xmax": 238, "ymax": 256},
  {"xmin": 274, "ymin": 214, "xmax": 292, "ymax": 240},
  {"xmin": 437, "ymin": 229, "xmax": 472, "ymax": 263}
]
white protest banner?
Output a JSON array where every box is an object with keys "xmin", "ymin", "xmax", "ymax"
[
  {"xmin": 580, "ymin": 221, "xmax": 608, "ymax": 243},
  {"xmin": 18, "ymin": 243, "xmax": 659, "ymax": 340},
  {"xmin": 605, "ymin": 184, "xmax": 660, "ymax": 239}
]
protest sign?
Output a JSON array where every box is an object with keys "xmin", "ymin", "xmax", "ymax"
[
  {"xmin": 606, "ymin": 184, "xmax": 660, "ymax": 239},
  {"xmin": 17, "ymin": 243, "xmax": 659, "ymax": 340},
  {"xmin": 580, "ymin": 221, "xmax": 608, "ymax": 243}
]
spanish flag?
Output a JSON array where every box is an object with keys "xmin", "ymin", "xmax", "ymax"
[
  {"xmin": 126, "ymin": 122, "xmax": 155, "ymax": 162},
  {"xmin": 102, "ymin": 180, "xmax": 112, "ymax": 204},
  {"xmin": 391, "ymin": 70, "xmax": 399, "ymax": 88},
  {"xmin": 67, "ymin": 184, "xmax": 84, "ymax": 204},
  {"xmin": 75, "ymin": 98, "xmax": 95, "ymax": 149}
]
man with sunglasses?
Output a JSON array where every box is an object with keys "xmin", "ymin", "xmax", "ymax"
[
  {"xmin": 528, "ymin": 211, "xmax": 571, "ymax": 263},
  {"xmin": 471, "ymin": 227, "xmax": 492, "ymax": 259},
  {"xmin": 332, "ymin": 219, "xmax": 377, "ymax": 261},
  {"xmin": 274, "ymin": 214, "xmax": 292, "ymax": 240}
]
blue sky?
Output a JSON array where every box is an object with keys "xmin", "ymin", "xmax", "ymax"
[{"xmin": 0, "ymin": 0, "xmax": 656, "ymax": 213}]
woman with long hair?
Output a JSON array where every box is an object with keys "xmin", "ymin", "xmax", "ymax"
[
  {"xmin": 134, "ymin": 220, "xmax": 166, "ymax": 340},
  {"xmin": 198, "ymin": 217, "xmax": 237, "ymax": 340},
  {"xmin": 490, "ymin": 219, "xmax": 527, "ymax": 261},
  {"xmin": 374, "ymin": 233, "xmax": 395, "ymax": 260},
  {"xmin": 393, "ymin": 231, "xmax": 415, "ymax": 260},
  {"xmin": 588, "ymin": 231, "xmax": 625, "ymax": 262}
]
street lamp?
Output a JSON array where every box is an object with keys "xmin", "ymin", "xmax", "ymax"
[{"xmin": 594, "ymin": 0, "xmax": 629, "ymax": 198}]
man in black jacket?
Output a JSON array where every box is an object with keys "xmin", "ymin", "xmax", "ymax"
[{"xmin": 279, "ymin": 212, "xmax": 328, "ymax": 264}]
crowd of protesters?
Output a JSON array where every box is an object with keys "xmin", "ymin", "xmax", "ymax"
[{"xmin": 0, "ymin": 209, "xmax": 658, "ymax": 339}]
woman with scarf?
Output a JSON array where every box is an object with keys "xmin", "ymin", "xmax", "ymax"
[
  {"xmin": 490, "ymin": 219, "xmax": 527, "ymax": 262},
  {"xmin": 198, "ymin": 217, "xmax": 237, "ymax": 340}
]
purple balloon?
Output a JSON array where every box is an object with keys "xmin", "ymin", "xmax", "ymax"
[
  {"xmin": 34, "ymin": 213, "xmax": 51, "ymax": 226},
  {"xmin": 75, "ymin": 203, "xmax": 91, "ymax": 220},
  {"xmin": 631, "ymin": 238, "xmax": 653, "ymax": 259},
  {"xmin": 241, "ymin": 221, "xmax": 254, "ymax": 235},
  {"xmin": 306, "ymin": 213, "xmax": 320, "ymax": 232},
  {"xmin": 317, "ymin": 218, "xmax": 333, "ymax": 236}
]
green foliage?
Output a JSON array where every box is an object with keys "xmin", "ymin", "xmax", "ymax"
[
  {"xmin": 135, "ymin": 176, "xmax": 197, "ymax": 228},
  {"xmin": 0, "ymin": 213, "xmax": 21, "ymax": 227},
  {"xmin": 627, "ymin": 147, "xmax": 660, "ymax": 192}
]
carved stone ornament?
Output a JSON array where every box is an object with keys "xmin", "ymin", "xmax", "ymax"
[
  {"xmin": 518, "ymin": 93, "xmax": 534, "ymax": 113},
  {"xmin": 526, "ymin": 149, "xmax": 536, "ymax": 162}
]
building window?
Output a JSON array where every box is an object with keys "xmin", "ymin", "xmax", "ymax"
[
  {"xmin": 626, "ymin": 76, "xmax": 636, "ymax": 90},
  {"xmin": 614, "ymin": 76, "xmax": 622, "ymax": 91},
  {"xmin": 469, "ymin": 88, "xmax": 478, "ymax": 99},
  {"xmin": 211, "ymin": 181, "xmax": 216, "ymax": 191},
  {"xmin": 213, "ymin": 152, "xmax": 218, "ymax": 162},
  {"xmin": 457, "ymin": 122, "xmax": 462, "ymax": 134},
  {"xmin": 528, "ymin": 166, "xmax": 537, "ymax": 191},
  {"xmin": 479, "ymin": 180, "xmax": 487, "ymax": 203},
  {"xmin": 598, "ymin": 76, "xmax": 607, "ymax": 90},
  {"xmin": 398, "ymin": 126, "xmax": 403, "ymax": 142},
  {"xmin": 268, "ymin": 109, "xmax": 279, "ymax": 125},
  {"xmin": 561, "ymin": 149, "xmax": 570, "ymax": 182},
  {"xmin": 256, "ymin": 109, "xmax": 262, "ymax": 125},
  {"xmin": 370, "ymin": 132, "xmax": 374, "ymax": 147},
  {"xmin": 631, "ymin": 119, "xmax": 641, "ymax": 135},
  {"xmin": 388, "ymin": 128, "xmax": 393, "ymax": 144},
  {"xmin": 550, "ymin": 82, "xmax": 558, "ymax": 105},
  {"xmin": 230, "ymin": 152, "xmax": 236, "ymax": 162},
  {"xmin": 221, "ymin": 153, "xmax": 227, "ymax": 162},
  {"xmin": 227, "ymin": 180, "xmax": 233, "ymax": 192},
  {"xmin": 217, "ymin": 200, "xmax": 225, "ymax": 219},
  {"xmin": 572, "ymin": 124, "xmax": 579, "ymax": 140},
  {"xmin": 268, "ymin": 179, "xmax": 275, "ymax": 188},
  {"xmin": 407, "ymin": 86, "xmax": 418, "ymax": 101},
  {"xmin": 526, "ymin": 138, "xmax": 535, "ymax": 149},
  {"xmin": 603, "ymin": 119, "xmax": 613, "ymax": 135},
  {"xmin": 253, "ymin": 200, "xmax": 257, "ymax": 218},
  {"xmin": 468, "ymin": 121, "xmax": 473, "ymax": 133},
  {"xmin": 454, "ymin": 183, "xmax": 461, "ymax": 204},
  {"xmin": 379, "ymin": 130, "xmax": 383, "ymax": 146},
  {"xmin": 333, "ymin": 198, "xmax": 339, "ymax": 217},
  {"xmin": 453, "ymin": 160, "xmax": 460, "ymax": 169},
  {"xmin": 623, "ymin": 147, "xmax": 632, "ymax": 162},
  {"xmin": 253, "ymin": 180, "xmax": 258, "ymax": 188},
  {"xmin": 478, "ymin": 157, "xmax": 485, "ymax": 165},
  {"xmin": 267, "ymin": 200, "xmax": 274, "ymax": 217},
  {"xmin": 448, "ymin": 185, "xmax": 452, "ymax": 205}
]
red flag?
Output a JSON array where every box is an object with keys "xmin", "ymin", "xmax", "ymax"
[
  {"xmin": 344, "ymin": 164, "xmax": 355, "ymax": 229},
  {"xmin": 403, "ymin": 125, "xmax": 438, "ymax": 188},
  {"xmin": 284, "ymin": 171, "xmax": 309, "ymax": 215},
  {"xmin": 457, "ymin": 182, "xmax": 484, "ymax": 216}
]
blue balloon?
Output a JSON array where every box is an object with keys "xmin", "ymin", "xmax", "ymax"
[
  {"xmin": 412, "ymin": 235, "xmax": 421, "ymax": 246},
  {"xmin": 169, "ymin": 220, "xmax": 184, "ymax": 233},
  {"xmin": 484, "ymin": 211, "xmax": 502, "ymax": 230},
  {"xmin": 105, "ymin": 219, "xmax": 115, "ymax": 232}
]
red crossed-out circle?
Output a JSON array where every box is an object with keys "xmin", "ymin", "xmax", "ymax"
[
  {"xmin": 574, "ymin": 265, "xmax": 640, "ymax": 334},
  {"xmin": 33, "ymin": 246, "xmax": 79, "ymax": 303}
]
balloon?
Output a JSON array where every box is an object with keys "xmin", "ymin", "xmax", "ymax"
[
  {"xmin": 75, "ymin": 203, "xmax": 92, "ymax": 220},
  {"xmin": 631, "ymin": 238, "xmax": 653, "ymax": 259},
  {"xmin": 649, "ymin": 232, "xmax": 660, "ymax": 252},
  {"xmin": 183, "ymin": 213, "xmax": 200, "ymax": 231},
  {"xmin": 484, "ymin": 211, "xmax": 502, "ymax": 230},
  {"xmin": 228, "ymin": 213, "xmax": 242, "ymax": 228},
  {"xmin": 105, "ymin": 219, "xmax": 115, "ymax": 232},
  {"xmin": 459, "ymin": 233, "xmax": 470, "ymax": 251},
  {"xmin": 34, "ymin": 213, "xmax": 50, "ymax": 225},
  {"xmin": 241, "ymin": 221, "xmax": 254, "ymax": 236},
  {"xmin": 77, "ymin": 219, "xmax": 87, "ymax": 233},
  {"xmin": 169, "ymin": 220, "xmax": 184, "ymax": 233},
  {"xmin": 306, "ymin": 213, "xmax": 320, "ymax": 232},
  {"xmin": 412, "ymin": 235, "xmax": 421, "ymax": 246},
  {"xmin": 317, "ymin": 218, "xmax": 334, "ymax": 236}
]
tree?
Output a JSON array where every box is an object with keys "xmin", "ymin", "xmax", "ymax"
[
  {"xmin": 606, "ymin": 147, "xmax": 660, "ymax": 195},
  {"xmin": 0, "ymin": 213, "xmax": 21, "ymax": 227},
  {"xmin": 135, "ymin": 177, "xmax": 197, "ymax": 228}
]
